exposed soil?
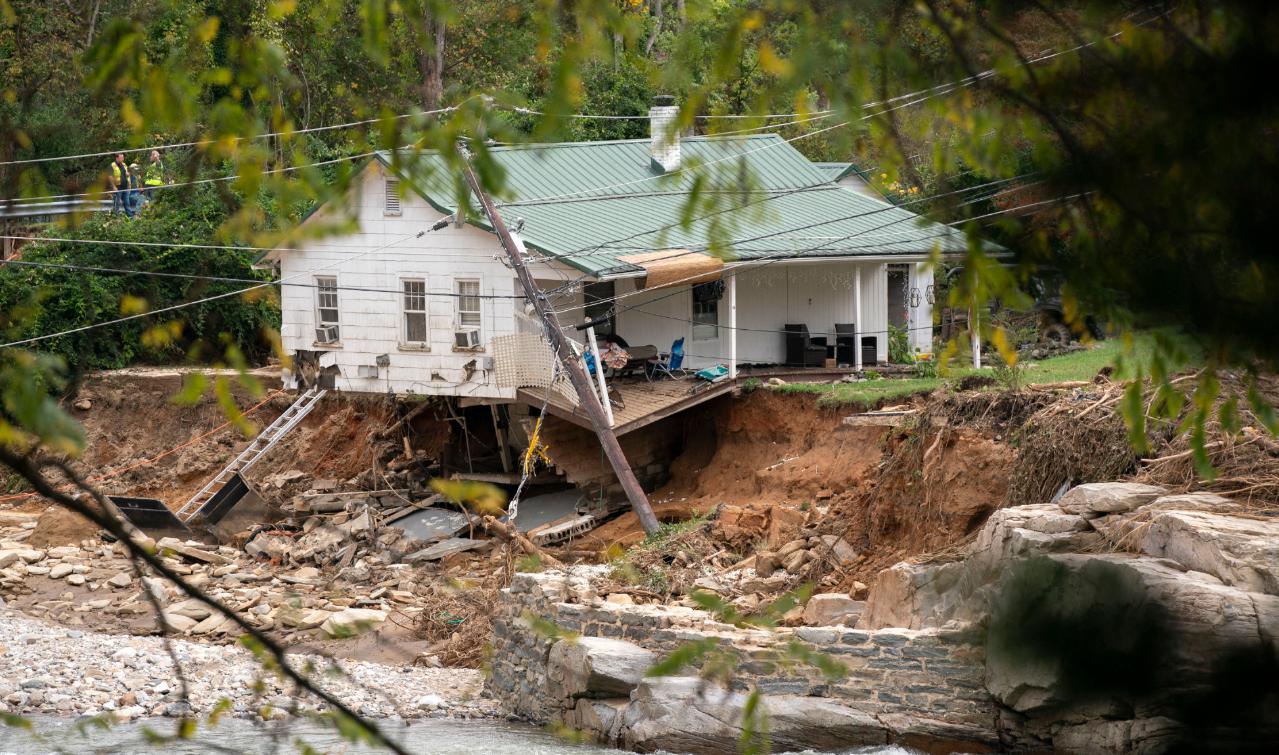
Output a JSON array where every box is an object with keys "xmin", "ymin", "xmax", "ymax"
[{"xmin": 568, "ymin": 390, "xmax": 1018, "ymax": 592}]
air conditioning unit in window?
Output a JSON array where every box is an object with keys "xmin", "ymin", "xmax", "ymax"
[
  {"xmin": 315, "ymin": 325, "xmax": 339, "ymax": 344},
  {"xmin": 453, "ymin": 329, "xmax": 480, "ymax": 349}
]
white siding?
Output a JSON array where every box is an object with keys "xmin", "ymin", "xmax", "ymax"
[
  {"xmin": 614, "ymin": 260, "xmax": 909, "ymax": 368},
  {"xmin": 277, "ymin": 164, "xmax": 518, "ymax": 397}
]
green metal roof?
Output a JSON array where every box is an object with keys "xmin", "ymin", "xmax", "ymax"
[{"xmin": 375, "ymin": 134, "xmax": 978, "ymax": 277}]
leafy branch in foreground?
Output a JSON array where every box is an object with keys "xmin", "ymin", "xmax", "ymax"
[{"xmin": 0, "ymin": 445, "xmax": 413, "ymax": 755}]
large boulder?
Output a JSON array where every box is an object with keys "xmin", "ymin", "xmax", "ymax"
[
  {"xmin": 1141, "ymin": 510, "xmax": 1279, "ymax": 595},
  {"xmin": 619, "ymin": 676, "xmax": 890, "ymax": 754},
  {"xmin": 618, "ymin": 676, "xmax": 997, "ymax": 754},
  {"xmin": 984, "ymin": 553, "xmax": 1279, "ymax": 729},
  {"xmin": 546, "ymin": 637, "xmax": 656, "ymax": 700},
  {"xmin": 860, "ymin": 505, "xmax": 1097, "ymax": 630},
  {"xmin": 1058, "ymin": 482, "xmax": 1166, "ymax": 516}
]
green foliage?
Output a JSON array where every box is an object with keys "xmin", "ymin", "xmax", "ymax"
[
  {"xmin": 740, "ymin": 377, "xmax": 762, "ymax": 395},
  {"xmin": 887, "ymin": 324, "xmax": 911, "ymax": 364},
  {"xmin": 991, "ymin": 360, "xmax": 1026, "ymax": 392},
  {"xmin": 0, "ymin": 187, "xmax": 279, "ymax": 377}
]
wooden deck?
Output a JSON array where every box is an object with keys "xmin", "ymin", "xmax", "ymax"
[{"xmin": 517, "ymin": 365, "xmax": 863, "ymax": 436}]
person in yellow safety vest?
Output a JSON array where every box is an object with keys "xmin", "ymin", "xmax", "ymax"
[
  {"xmin": 107, "ymin": 153, "xmax": 130, "ymax": 216},
  {"xmin": 144, "ymin": 150, "xmax": 164, "ymax": 201}
]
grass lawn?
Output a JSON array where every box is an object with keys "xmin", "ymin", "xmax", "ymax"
[{"xmin": 769, "ymin": 337, "xmax": 1165, "ymax": 409}]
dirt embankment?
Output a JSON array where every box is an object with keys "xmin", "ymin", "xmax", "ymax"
[
  {"xmin": 4, "ymin": 370, "xmax": 399, "ymax": 546},
  {"xmin": 576, "ymin": 390, "xmax": 1018, "ymax": 589}
]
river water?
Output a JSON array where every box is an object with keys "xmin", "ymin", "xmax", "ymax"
[{"xmin": 0, "ymin": 716, "xmax": 925, "ymax": 755}]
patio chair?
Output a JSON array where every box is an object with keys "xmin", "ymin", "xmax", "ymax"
[
  {"xmin": 784, "ymin": 324, "xmax": 827, "ymax": 367},
  {"xmin": 646, "ymin": 337, "xmax": 687, "ymax": 381}
]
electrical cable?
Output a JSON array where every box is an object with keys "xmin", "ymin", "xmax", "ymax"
[
  {"xmin": 0, "ymin": 258, "xmax": 529, "ymax": 299},
  {"xmin": 0, "ymin": 102, "xmax": 468, "ymax": 168},
  {"xmin": 0, "ymin": 219, "xmax": 450, "ymax": 349}
]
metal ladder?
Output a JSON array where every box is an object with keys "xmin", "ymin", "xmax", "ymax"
[{"xmin": 176, "ymin": 385, "xmax": 328, "ymax": 522}]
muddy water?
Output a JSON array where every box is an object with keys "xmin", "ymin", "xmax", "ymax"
[{"xmin": 0, "ymin": 716, "xmax": 925, "ymax": 754}]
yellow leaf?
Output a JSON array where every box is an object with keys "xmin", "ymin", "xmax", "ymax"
[
  {"xmin": 121, "ymin": 100, "xmax": 143, "ymax": 132},
  {"xmin": 120, "ymin": 295, "xmax": 148, "ymax": 315},
  {"xmin": 758, "ymin": 44, "xmax": 793, "ymax": 77},
  {"xmin": 991, "ymin": 327, "xmax": 1017, "ymax": 366},
  {"xmin": 430, "ymin": 478, "xmax": 508, "ymax": 515},
  {"xmin": 267, "ymin": 0, "xmax": 297, "ymax": 20}
]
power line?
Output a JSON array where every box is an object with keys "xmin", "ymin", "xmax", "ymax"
[
  {"xmin": 7, "ymin": 150, "xmax": 380, "ymax": 204},
  {"xmin": 0, "ymin": 220, "xmax": 449, "ymax": 349},
  {"xmin": 0, "ymin": 258, "xmax": 529, "ymax": 299},
  {"xmin": 493, "ymin": 15, "xmax": 1156, "ymax": 209},
  {"xmin": 542, "ymin": 175, "xmax": 1034, "ymax": 303},
  {"xmin": 558, "ymin": 189, "xmax": 1077, "ymax": 326},
  {"xmin": 0, "ymin": 102, "xmax": 468, "ymax": 168}
]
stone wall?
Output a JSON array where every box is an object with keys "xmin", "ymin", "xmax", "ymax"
[{"xmin": 487, "ymin": 566, "xmax": 999, "ymax": 753}]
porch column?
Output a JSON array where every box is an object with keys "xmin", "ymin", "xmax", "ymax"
[
  {"xmin": 727, "ymin": 274, "xmax": 738, "ymax": 378},
  {"xmin": 970, "ymin": 296, "xmax": 982, "ymax": 369},
  {"xmin": 853, "ymin": 265, "xmax": 863, "ymax": 371}
]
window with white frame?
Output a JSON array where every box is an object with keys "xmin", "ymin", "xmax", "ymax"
[
  {"xmin": 315, "ymin": 276, "xmax": 340, "ymax": 342},
  {"xmin": 384, "ymin": 177, "xmax": 401, "ymax": 216},
  {"xmin": 402, "ymin": 278, "xmax": 428, "ymax": 345},
  {"xmin": 455, "ymin": 279, "xmax": 482, "ymax": 329}
]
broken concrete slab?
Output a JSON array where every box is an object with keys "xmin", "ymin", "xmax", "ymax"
[
  {"xmin": 383, "ymin": 506, "xmax": 471, "ymax": 544},
  {"xmin": 321, "ymin": 607, "xmax": 387, "ymax": 637},
  {"xmin": 155, "ymin": 538, "xmax": 231, "ymax": 565},
  {"xmin": 402, "ymin": 538, "xmax": 485, "ymax": 564}
]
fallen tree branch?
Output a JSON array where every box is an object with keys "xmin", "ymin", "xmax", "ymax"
[{"xmin": 480, "ymin": 515, "xmax": 564, "ymax": 569}]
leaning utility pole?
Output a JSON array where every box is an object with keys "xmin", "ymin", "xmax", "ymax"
[{"xmin": 459, "ymin": 153, "xmax": 661, "ymax": 535}]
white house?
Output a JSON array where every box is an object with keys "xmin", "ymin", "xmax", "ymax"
[{"xmin": 262, "ymin": 103, "xmax": 971, "ymax": 406}]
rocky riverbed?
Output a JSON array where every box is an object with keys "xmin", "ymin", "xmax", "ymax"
[{"xmin": 0, "ymin": 607, "xmax": 496, "ymax": 722}]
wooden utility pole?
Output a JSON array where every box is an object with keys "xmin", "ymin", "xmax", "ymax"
[{"xmin": 459, "ymin": 154, "xmax": 661, "ymax": 535}]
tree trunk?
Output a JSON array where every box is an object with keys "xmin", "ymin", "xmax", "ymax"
[{"xmin": 417, "ymin": 12, "xmax": 446, "ymax": 110}]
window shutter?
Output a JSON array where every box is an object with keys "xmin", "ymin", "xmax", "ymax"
[{"xmin": 384, "ymin": 177, "xmax": 401, "ymax": 216}]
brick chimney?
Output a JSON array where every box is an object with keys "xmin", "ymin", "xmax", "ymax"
[{"xmin": 649, "ymin": 95, "xmax": 680, "ymax": 173}]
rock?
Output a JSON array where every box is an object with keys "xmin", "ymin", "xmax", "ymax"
[
  {"xmin": 190, "ymin": 614, "xmax": 230, "ymax": 635},
  {"xmin": 403, "ymin": 538, "xmax": 485, "ymax": 563},
  {"xmin": 106, "ymin": 573, "xmax": 132, "ymax": 589},
  {"xmin": 0, "ymin": 548, "xmax": 43, "ymax": 568},
  {"xmin": 820, "ymin": 535, "xmax": 858, "ymax": 564},
  {"xmin": 850, "ymin": 580, "xmax": 869, "ymax": 600},
  {"xmin": 605, "ymin": 593, "xmax": 634, "ymax": 605},
  {"xmin": 73, "ymin": 398, "xmax": 92, "ymax": 411},
  {"xmin": 984, "ymin": 554, "xmax": 1279, "ymax": 719},
  {"xmin": 161, "ymin": 613, "xmax": 198, "ymax": 632},
  {"xmin": 66, "ymin": 574, "xmax": 86, "ymax": 586},
  {"xmin": 1058, "ymin": 482, "xmax": 1166, "ymax": 516},
  {"xmin": 48, "ymin": 563, "xmax": 75, "ymax": 579},
  {"xmin": 547, "ymin": 637, "xmax": 656, "ymax": 700},
  {"xmin": 801, "ymin": 593, "xmax": 865, "ymax": 626},
  {"xmin": 777, "ymin": 539, "xmax": 807, "ymax": 558},
  {"xmin": 280, "ymin": 567, "xmax": 321, "ymax": 585},
  {"xmin": 320, "ymin": 608, "xmax": 387, "ymax": 637},
  {"xmin": 619, "ymin": 676, "xmax": 948, "ymax": 754},
  {"xmin": 1140, "ymin": 492, "xmax": 1240, "ymax": 514},
  {"xmin": 415, "ymin": 693, "xmax": 445, "ymax": 710},
  {"xmin": 755, "ymin": 552, "xmax": 778, "ymax": 578},
  {"xmin": 1141, "ymin": 510, "xmax": 1279, "ymax": 595},
  {"xmin": 155, "ymin": 538, "xmax": 230, "ymax": 565},
  {"xmin": 782, "ymin": 549, "xmax": 809, "ymax": 574},
  {"xmin": 691, "ymin": 576, "xmax": 726, "ymax": 593},
  {"xmin": 166, "ymin": 599, "xmax": 212, "ymax": 621},
  {"xmin": 244, "ymin": 532, "xmax": 292, "ymax": 561}
]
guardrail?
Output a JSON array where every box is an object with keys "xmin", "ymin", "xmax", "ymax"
[{"xmin": 0, "ymin": 198, "xmax": 113, "ymax": 223}]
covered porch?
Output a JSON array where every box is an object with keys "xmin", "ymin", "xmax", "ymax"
[{"xmin": 544, "ymin": 255, "xmax": 936, "ymax": 378}]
